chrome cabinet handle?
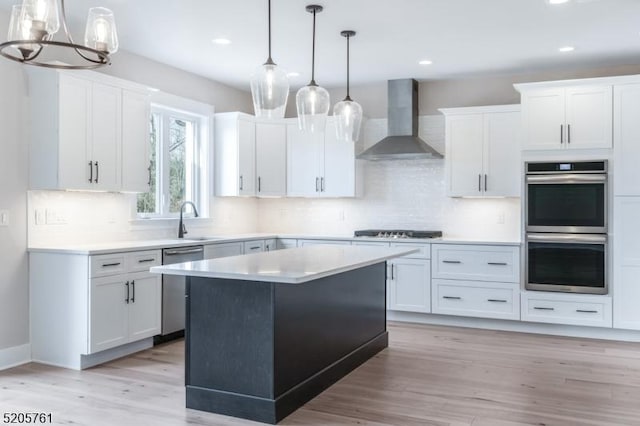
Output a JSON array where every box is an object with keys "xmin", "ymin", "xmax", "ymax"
[
  {"xmin": 568, "ymin": 124, "xmax": 571, "ymax": 144},
  {"xmin": 488, "ymin": 299, "xmax": 508, "ymax": 303},
  {"xmin": 478, "ymin": 174, "xmax": 481, "ymax": 192},
  {"xmin": 576, "ymin": 309, "xmax": 598, "ymax": 314},
  {"xmin": 258, "ymin": 177, "xmax": 261, "ymax": 192},
  {"xmin": 321, "ymin": 177, "xmax": 325, "ymax": 192},
  {"xmin": 147, "ymin": 164, "xmax": 152, "ymax": 186},
  {"xmin": 131, "ymin": 280, "xmax": 135, "ymax": 303},
  {"xmin": 239, "ymin": 175, "xmax": 244, "ymax": 191},
  {"xmin": 443, "ymin": 296, "xmax": 461, "ymax": 300},
  {"xmin": 138, "ymin": 258, "xmax": 155, "ymax": 263},
  {"xmin": 125, "ymin": 281, "xmax": 130, "ymax": 304},
  {"xmin": 164, "ymin": 247, "xmax": 204, "ymax": 256},
  {"xmin": 88, "ymin": 161, "xmax": 93, "ymax": 183},
  {"xmin": 391, "ymin": 264, "xmax": 395, "ymax": 280},
  {"xmin": 484, "ymin": 174, "xmax": 487, "ymax": 192},
  {"xmin": 95, "ymin": 161, "xmax": 99, "ymax": 184},
  {"xmin": 315, "ymin": 177, "xmax": 320, "ymax": 192},
  {"xmin": 560, "ymin": 124, "xmax": 564, "ymax": 144},
  {"xmin": 534, "ymin": 306, "xmax": 554, "ymax": 311},
  {"xmin": 102, "ymin": 262, "xmax": 121, "ymax": 267},
  {"xmin": 442, "ymin": 260, "xmax": 461, "ymax": 264},
  {"xmin": 488, "ymin": 262, "xmax": 508, "ymax": 266}
]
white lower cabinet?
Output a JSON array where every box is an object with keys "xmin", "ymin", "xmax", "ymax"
[
  {"xmin": 298, "ymin": 239, "xmax": 351, "ymax": 247},
  {"xmin": 276, "ymin": 238, "xmax": 297, "ymax": 249},
  {"xmin": 204, "ymin": 242, "xmax": 243, "ymax": 259},
  {"xmin": 431, "ymin": 244, "xmax": 520, "ymax": 320},
  {"xmin": 264, "ymin": 239, "xmax": 277, "ymax": 251},
  {"xmin": 388, "ymin": 257, "xmax": 431, "ymax": 313},
  {"xmin": 521, "ymin": 292, "xmax": 612, "ymax": 328},
  {"xmin": 432, "ymin": 279, "xmax": 519, "ymax": 320},
  {"xmin": 244, "ymin": 240, "xmax": 265, "ymax": 253},
  {"xmin": 613, "ymin": 197, "xmax": 640, "ymax": 330}
]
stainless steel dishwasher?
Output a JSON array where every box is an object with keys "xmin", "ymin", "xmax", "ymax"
[{"xmin": 161, "ymin": 246, "xmax": 204, "ymax": 338}]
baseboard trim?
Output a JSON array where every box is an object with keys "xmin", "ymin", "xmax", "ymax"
[
  {"xmin": 80, "ymin": 338, "xmax": 153, "ymax": 370},
  {"xmin": 388, "ymin": 311, "xmax": 640, "ymax": 342},
  {"xmin": 0, "ymin": 344, "xmax": 31, "ymax": 371}
]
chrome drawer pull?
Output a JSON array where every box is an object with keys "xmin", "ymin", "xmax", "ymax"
[
  {"xmin": 488, "ymin": 299, "xmax": 507, "ymax": 303},
  {"xmin": 102, "ymin": 262, "xmax": 121, "ymax": 267},
  {"xmin": 442, "ymin": 260, "xmax": 461, "ymax": 264},
  {"xmin": 138, "ymin": 258, "xmax": 156, "ymax": 263},
  {"xmin": 443, "ymin": 296, "xmax": 461, "ymax": 300},
  {"xmin": 488, "ymin": 262, "xmax": 507, "ymax": 266},
  {"xmin": 534, "ymin": 306, "xmax": 554, "ymax": 311},
  {"xmin": 576, "ymin": 309, "xmax": 598, "ymax": 314}
]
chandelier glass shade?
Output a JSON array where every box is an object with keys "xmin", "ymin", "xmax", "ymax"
[
  {"xmin": 0, "ymin": 0, "xmax": 118, "ymax": 70},
  {"xmin": 333, "ymin": 30, "xmax": 362, "ymax": 143}
]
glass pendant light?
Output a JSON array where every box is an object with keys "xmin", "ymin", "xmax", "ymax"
[
  {"xmin": 333, "ymin": 30, "xmax": 363, "ymax": 143},
  {"xmin": 84, "ymin": 7, "xmax": 118, "ymax": 53},
  {"xmin": 250, "ymin": 0, "xmax": 289, "ymax": 119},
  {"xmin": 296, "ymin": 5, "xmax": 330, "ymax": 133}
]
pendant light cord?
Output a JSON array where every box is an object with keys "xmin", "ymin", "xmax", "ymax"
[
  {"xmin": 310, "ymin": 8, "xmax": 317, "ymax": 85},
  {"xmin": 346, "ymin": 34, "xmax": 351, "ymax": 100},
  {"xmin": 267, "ymin": 0, "xmax": 272, "ymax": 61}
]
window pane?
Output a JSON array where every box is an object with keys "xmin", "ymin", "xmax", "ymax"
[
  {"xmin": 136, "ymin": 114, "xmax": 159, "ymax": 214},
  {"xmin": 169, "ymin": 117, "xmax": 196, "ymax": 213}
]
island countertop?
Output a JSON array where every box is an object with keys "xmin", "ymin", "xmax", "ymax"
[{"xmin": 150, "ymin": 245, "xmax": 418, "ymax": 284}]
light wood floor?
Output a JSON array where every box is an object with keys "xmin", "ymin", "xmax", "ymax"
[{"xmin": 3, "ymin": 322, "xmax": 640, "ymax": 425}]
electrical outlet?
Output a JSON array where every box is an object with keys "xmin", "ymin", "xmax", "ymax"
[
  {"xmin": 0, "ymin": 210, "xmax": 9, "ymax": 227},
  {"xmin": 496, "ymin": 211, "xmax": 505, "ymax": 225},
  {"xmin": 46, "ymin": 209, "xmax": 67, "ymax": 225}
]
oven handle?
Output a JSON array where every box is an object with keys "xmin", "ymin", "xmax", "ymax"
[
  {"xmin": 527, "ymin": 233, "xmax": 607, "ymax": 244},
  {"xmin": 526, "ymin": 174, "xmax": 607, "ymax": 184}
]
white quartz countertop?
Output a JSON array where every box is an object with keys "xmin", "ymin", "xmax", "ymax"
[{"xmin": 150, "ymin": 245, "xmax": 418, "ymax": 284}]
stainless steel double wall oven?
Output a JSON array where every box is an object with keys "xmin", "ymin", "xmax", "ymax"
[{"xmin": 525, "ymin": 161, "xmax": 608, "ymax": 294}]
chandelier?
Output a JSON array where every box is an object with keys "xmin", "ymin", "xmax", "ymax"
[{"xmin": 0, "ymin": 0, "xmax": 118, "ymax": 70}]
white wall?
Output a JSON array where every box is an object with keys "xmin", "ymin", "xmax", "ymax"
[{"xmin": 0, "ymin": 11, "xmax": 29, "ymax": 353}]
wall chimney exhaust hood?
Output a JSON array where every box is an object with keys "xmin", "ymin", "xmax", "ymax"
[{"xmin": 357, "ymin": 79, "xmax": 443, "ymax": 160}]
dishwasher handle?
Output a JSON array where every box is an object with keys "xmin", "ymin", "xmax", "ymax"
[{"xmin": 163, "ymin": 247, "xmax": 204, "ymax": 256}]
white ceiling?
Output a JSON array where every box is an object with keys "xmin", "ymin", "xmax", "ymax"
[{"xmin": 2, "ymin": 0, "xmax": 640, "ymax": 90}]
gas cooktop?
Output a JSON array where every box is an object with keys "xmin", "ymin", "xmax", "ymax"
[{"xmin": 354, "ymin": 229, "xmax": 443, "ymax": 239}]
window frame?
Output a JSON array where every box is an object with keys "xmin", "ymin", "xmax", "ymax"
[{"xmin": 136, "ymin": 92, "xmax": 213, "ymax": 220}]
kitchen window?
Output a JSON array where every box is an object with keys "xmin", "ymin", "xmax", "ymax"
[{"xmin": 137, "ymin": 102, "xmax": 210, "ymax": 218}]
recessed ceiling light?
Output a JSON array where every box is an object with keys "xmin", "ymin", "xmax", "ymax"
[
  {"xmin": 419, "ymin": 60, "xmax": 433, "ymax": 65},
  {"xmin": 548, "ymin": 0, "xmax": 570, "ymax": 4},
  {"xmin": 558, "ymin": 46, "xmax": 575, "ymax": 52},
  {"xmin": 287, "ymin": 72, "xmax": 301, "ymax": 77},
  {"xmin": 212, "ymin": 38, "xmax": 231, "ymax": 45}
]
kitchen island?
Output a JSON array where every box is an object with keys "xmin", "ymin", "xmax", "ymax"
[{"xmin": 151, "ymin": 245, "xmax": 416, "ymax": 424}]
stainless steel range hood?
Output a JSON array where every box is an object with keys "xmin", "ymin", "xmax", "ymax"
[{"xmin": 357, "ymin": 79, "xmax": 443, "ymax": 160}]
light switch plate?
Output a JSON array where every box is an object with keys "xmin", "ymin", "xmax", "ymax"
[{"xmin": 0, "ymin": 210, "xmax": 9, "ymax": 227}]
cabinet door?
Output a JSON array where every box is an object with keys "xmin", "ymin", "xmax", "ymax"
[
  {"xmin": 483, "ymin": 111, "xmax": 521, "ymax": 197},
  {"xmin": 89, "ymin": 275, "xmax": 129, "ymax": 353},
  {"xmin": 128, "ymin": 273, "xmax": 162, "ymax": 341},
  {"xmin": 238, "ymin": 118, "xmax": 256, "ymax": 196},
  {"xmin": 614, "ymin": 84, "xmax": 640, "ymax": 196},
  {"xmin": 388, "ymin": 258, "xmax": 431, "ymax": 313},
  {"xmin": 446, "ymin": 114, "xmax": 484, "ymax": 196},
  {"xmin": 256, "ymin": 122, "xmax": 287, "ymax": 196},
  {"xmin": 122, "ymin": 90, "xmax": 151, "ymax": 192},
  {"xmin": 287, "ymin": 123, "xmax": 322, "ymax": 197},
  {"xmin": 91, "ymin": 82, "xmax": 122, "ymax": 190},
  {"xmin": 613, "ymin": 198, "xmax": 640, "ymax": 330},
  {"xmin": 521, "ymin": 88, "xmax": 565, "ymax": 150},
  {"xmin": 322, "ymin": 119, "xmax": 356, "ymax": 197},
  {"xmin": 264, "ymin": 239, "xmax": 278, "ymax": 251},
  {"xmin": 58, "ymin": 74, "xmax": 92, "ymax": 190},
  {"xmin": 565, "ymin": 86, "xmax": 613, "ymax": 149}
]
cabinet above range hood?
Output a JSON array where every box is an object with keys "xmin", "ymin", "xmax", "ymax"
[{"xmin": 357, "ymin": 79, "xmax": 443, "ymax": 160}]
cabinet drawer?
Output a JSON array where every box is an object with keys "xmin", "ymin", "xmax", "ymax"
[
  {"xmin": 522, "ymin": 294, "xmax": 612, "ymax": 328},
  {"xmin": 276, "ymin": 238, "xmax": 298, "ymax": 249},
  {"xmin": 243, "ymin": 240, "xmax": 264, "ymax": 253},
  {"xmin": 298, "ymin": 239, "xmax": 351, "ymax": 247},
  {"xmin": 432, "ymin": 279, "xmax": 520, "ymax": 320},
  {"xmin": 90, "ymin": 253, "xmax": 127, "ymax": 278},
  {"xmin": 126, "ymin": 250, "xmax": 161, "ymax": 273},
  {"xmin": 391, "ymin": 243, "xmax": 430, "ymax": 259},
  {"xmin": 432, "ymin": 244, "xmax": 519, "ymax": 283}
]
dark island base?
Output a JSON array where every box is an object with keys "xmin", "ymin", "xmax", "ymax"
[
  {"xmin": 184, "ymin": 263, "xmax": 388, "ymax": 424},
  {"xmin": 186, "ymin": 332, "xmax": 388, "ymax": 424}
]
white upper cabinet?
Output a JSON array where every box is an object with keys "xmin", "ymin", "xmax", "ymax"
[
  {"xmin": 518, "ymin": 84, "xmax": 612, "ymax": 150},
  {"xmin": 287, "ymin": 117, "xmax": 359, "ymax": 198},
  {"xmin": 256, "ymin": 122, "xmax": 287, "ymax": 197},
  {"xmin": 614, "ymin": 83, "xmax": 640, "ymax": 196},
  {"xmin": 441, "ymin": 105, "xmax": 520, "ymax": 197},
  {"xmin": 28, "ymin": 69, "xmax": 151, "ymax": 192},
  {"xmin": 214, "ymin": 112, "xmax": 256, "ymax": 196}
]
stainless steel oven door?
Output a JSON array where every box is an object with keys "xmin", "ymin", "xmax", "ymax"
[
  {"xmin": 526, "ymin": 233, "xmax": 607, "ymax": 295},
  {"xmin": 525, "ymin": 173, "xmax": 607, "ymax": 233}
]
